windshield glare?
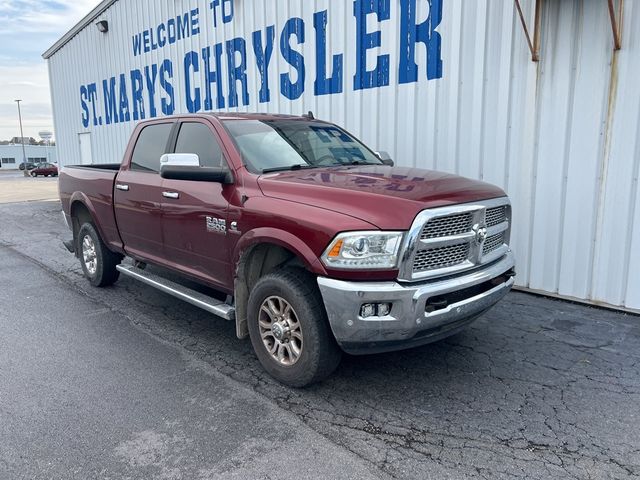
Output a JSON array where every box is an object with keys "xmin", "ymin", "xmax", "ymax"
[{"xmin": 223, "ymin": 119, "xmax": 383, "ymax": 173}]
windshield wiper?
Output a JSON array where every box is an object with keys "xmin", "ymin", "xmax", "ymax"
[
  {"xmin": 325, "ymin": 160, "xmax": 381, "ymax": 167},
  {"xmin": 261, "ymin": 164, "xmax": 314, "ymax": 174},
  {"xmin": 348, "ymin": 160, "xmax": 380, "ymax": 166}
]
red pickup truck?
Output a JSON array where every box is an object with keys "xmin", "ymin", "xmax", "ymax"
[{"xmin": 59, "ymin": 113, "xmax": 515, "ymax": 386}]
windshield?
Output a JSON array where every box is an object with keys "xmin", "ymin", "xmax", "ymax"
[{"xmin": 223, "ymin": 119, "xmax": 383, "ymax": 173}]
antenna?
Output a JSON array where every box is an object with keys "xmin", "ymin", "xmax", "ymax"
[{"xmin": 305, "ymin": 111, "xmax": 315, "ymax": 120}]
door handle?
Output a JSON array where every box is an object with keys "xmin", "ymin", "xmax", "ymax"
[
  {"xmin": 116, "ymin": 184, "xmax": 129, "ymax": 192},
  {"xmin": 163, "ymin": 191, "xmax": 180, "ymax": 199}
]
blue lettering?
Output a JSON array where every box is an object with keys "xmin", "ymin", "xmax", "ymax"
[
  {"xmin": 167, "ymin": 19, "xmax": 177, "ymax": 44},
  {"xmin": 149, "ymin": 27, "xmax": 158, "ymax": 51},
  {"xmin": 222, "ymin": 0, "xmax": 234, "ymax": 23},
  {"xmin": 132, "ymin": 34, "xmax": 142, "ymax": 56},
  {"xmin": 226, "ymin": 37, "xmax": 249, "ymax": 107},
  {"xmin": 252, "ymin": 26, "xmax": 275, "ymax": 103},
  {"xmin": 280, "ymin": 18, "xmax": 306, "ymax": 101},
  {"xmin": 184, "ymin": 51, "xmax": 202, "ymax": 113},
  {"xmin": 314, "ymin": 10, "xmax": 343, "ymax": 96},
  {"xmin": 209, "ymin": 0, "xmax": 220, "ymax": 28},
  {"xmin": 353, "ymin": 0, "xmax": 390, "ymax": 90},
  {"xmin": 191, "ymin": 8, "xmax": 200, "ymax": 35},
  {"xmin": 103, "ymin": 77, "xmax": 118, "ymax": 125},
  {"xmin": 80, "ymin": 86, "xmax": 89, "ymax": 128},
  {"xmin": 209, "ymin": 0, "xmax": 234, "ymax": 28},
  {"xmin": 118, "ymin": 73, "xmax": 131, "ymax": 123},
  {"xmin": 143, "ymin": 30, "xmax": 151, "ymax": 53},
  {"xmin": 177, "ymin": 13, "xmax": 189, "ymax": 40},
  {"xmin": 159, "ymin": 59, "xmax": 175, "ymax": 115},
  {"xmin": 157, "ymin": 23, "xmax": 167, "ymax": 48},
  {"xmin": 399, "ymin": 0, "xmax": 443, "ymax": 82},
  {"xmin": 87, "ymin": 83, "xmax": 99, "ymax": 126},
  {"xmin": 130, "ymin": 69, "xmax": 145, "ymax": 120},
  {"xmin": 202, "ymin": 44, "xmax": 225, "ymax": 110},
  {"xmin": 145, "ymin": 64, "xmax": 159, "ymax": 118}
]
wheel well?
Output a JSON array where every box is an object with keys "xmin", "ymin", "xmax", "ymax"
[
  {"xmin": 70, "ymin": 202, "xmax": 94, "ymax": 256},
  {"xmin": 234, "ymin": 243, "xmax": 308, "ymax": 339}
]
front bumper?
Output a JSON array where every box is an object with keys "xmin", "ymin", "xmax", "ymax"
[{"xmin": 317, "ymin": 251, "xmax": 515, "ymax": 354}]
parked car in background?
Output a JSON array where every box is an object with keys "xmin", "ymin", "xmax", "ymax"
[
  {"xmin": 19, "ymin": 162, "xmax": 38, "ymax": 171},
  {"xmin": 30, "ymin": 163, "xmax": 58, "ymax": 177}
]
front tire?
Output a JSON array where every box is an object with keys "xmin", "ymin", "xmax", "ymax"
[
  {"xmin": 247, "ymin": 268, "xmax": 341, "ymax": 387},
  {"xmin": 77, "ymin": 222, "xmax": 121, "ymax": 287},
  {"xmin": 31, "ymin": 172, "xmax": 37, "ymax": 177}
]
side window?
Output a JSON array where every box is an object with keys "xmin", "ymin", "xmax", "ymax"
[
  {"xmin": 175, "ymin": 123, "xmax": 224, "ymax": 168},
  {"xmin": 131, "ymin": 123, "xmax": 173, "ymax": 172}
]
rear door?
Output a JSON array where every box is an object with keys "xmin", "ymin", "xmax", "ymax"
[
  {"xmin": 160, "ymin": 120, "xmax": 233, "ymax": 290},
  {"xmin": 114, "ymin": 121, "xmax": 174, "ymax": 264}
]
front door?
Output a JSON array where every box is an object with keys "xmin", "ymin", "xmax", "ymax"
[
  {"xmin": 160, "ymin": 121, "xmax": 233, "ymax": 290},
  {"xmin": 114, "ymin": 122, "xmax": 173, "ymax": 264}
]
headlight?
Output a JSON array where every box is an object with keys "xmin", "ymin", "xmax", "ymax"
[{"xmin": 321, "ymin": 231, "xmax": 404, "ymax": 270}]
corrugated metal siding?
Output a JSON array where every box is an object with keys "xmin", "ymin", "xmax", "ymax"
[{"xmin": 47, "ymin": 0, "xmax": 640, "ymax": 310}]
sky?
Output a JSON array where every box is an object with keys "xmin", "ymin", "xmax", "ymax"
[{"xmin": 0, "ymin": 0, "xmax": 102, "ymax": 141}]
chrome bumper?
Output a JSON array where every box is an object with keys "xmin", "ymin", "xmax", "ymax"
[{"xmin": 317, "ymin": 251, "xmax": 515, "ymax": 354}]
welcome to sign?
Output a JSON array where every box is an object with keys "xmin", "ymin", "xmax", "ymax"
[{"xmin": 79, "ymin": 0, "xmax": 444, "ymax": 129}]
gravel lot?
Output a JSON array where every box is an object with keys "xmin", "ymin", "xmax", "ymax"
[
  {"xmin": 0, "ymin": 195, "xmax": 638, "ymax": 479},
  {"xmin": 0, "ymin": 171, "xmax": 59, "ymax": 204}
]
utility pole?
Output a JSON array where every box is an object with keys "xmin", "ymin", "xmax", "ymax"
[{"xmin": 15, "ymin": 100, "xmax": 28, "ymax": 177}]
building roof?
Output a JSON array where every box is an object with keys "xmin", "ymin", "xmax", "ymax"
[{"xmin": 42, "ymin": 0, "xmax": 118, "ymax": 59}]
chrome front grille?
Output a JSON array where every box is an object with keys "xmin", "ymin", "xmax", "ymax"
[
  {"xmin": 398, "ymin": 198, "xmax": 512, "ymax": 282},
  {"xmin": 483, "ymin": 232, "xmax": 505, "ymax": 256},
  {"xmin": 413, "ymin": 243, "xmax": 470, "ymax": 272},
  {"xmin": 421, "ymin": 212, "xmax": 474, "ymax": 239},
  {"xmin": 486, "ymin": 206, "xmax": 508, "ymax": 228}
]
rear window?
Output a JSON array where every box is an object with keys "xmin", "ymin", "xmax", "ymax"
[{"xmin": 131, "ymin": 123, "xmax": 173, "ymax": 172}]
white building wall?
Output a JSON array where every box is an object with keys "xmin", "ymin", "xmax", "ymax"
[
  {"xmin": 0, "ymin": 145, "xmax": 58, "ymax": 170},
  {"xmin": 45, "ymin": 0, "xmax": 640, "ymax": 311}
]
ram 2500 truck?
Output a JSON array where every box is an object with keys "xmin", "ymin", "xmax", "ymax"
[{"xmin": 59, "ymin": 113, "xmax": 515, "ymax": 387}]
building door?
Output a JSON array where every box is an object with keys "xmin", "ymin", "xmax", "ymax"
[{"xmin": 78, "ymin": 133, "xmax": 93, "ymax": 165}]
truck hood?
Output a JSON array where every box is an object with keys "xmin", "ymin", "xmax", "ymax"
[{"xmin": 257, "ymin": 166, "xmax": 506, "ymax": 230}]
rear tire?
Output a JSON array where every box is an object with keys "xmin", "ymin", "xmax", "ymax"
[
  {"xmin": 77, "ymin": 222, "xmax": 121, "ymax": 287},
  {"xmin": 247, "ymin": 268, "xmax": 341, "ymax": 387}
]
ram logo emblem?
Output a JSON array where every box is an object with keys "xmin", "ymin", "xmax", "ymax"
[{"xmin": 473, "ymin": 224, "xmax": 488, "ymax": 245}]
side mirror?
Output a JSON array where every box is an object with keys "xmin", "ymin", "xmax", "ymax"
[
  {"xmin": 160, "ymin": 153, "xmax": 200, "ymax": 168},
  {"xmin": 375, "ymin": 151, "xmax": 394, "ymax": 166},
  {"xmin": 161, "ymin": 166, "xmax": 234, "ymax": 184}
]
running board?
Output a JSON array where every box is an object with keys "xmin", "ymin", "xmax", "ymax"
[{"xmin": 116, "ymin": 265, "xmax": 235, "ymax": 321}]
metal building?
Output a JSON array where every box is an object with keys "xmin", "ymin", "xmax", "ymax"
[
  {"xmin": 43, "ymin": 0, "xmax": 640, "ymax": 312},
  {"xmin": 0, "ymin": 145, "xmax": 58, "ymax": 170}
]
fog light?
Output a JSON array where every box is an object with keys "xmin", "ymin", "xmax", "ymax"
[
  {"xmin": 377, "ymin": 303, "xmax": 391, "ymax": 316},
  {"xmin": 360, "ymin": 303, "xmax": 392, "ymax": 318},
  {"xmin": 361, "ymin": 304, "xmax": 376, "ymax": 318}
]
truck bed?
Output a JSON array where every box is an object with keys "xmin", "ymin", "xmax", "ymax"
[
  {"xmin": 59, "ymin": 165, "xmax": 122, "ymax": 252},
  {"xmin": 63, "ymin": 164, "xmax": 121, "ymax": 171}
]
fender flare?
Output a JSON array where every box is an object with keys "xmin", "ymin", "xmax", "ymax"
[
  {"xmin": 68, "ymin": 192, "xmax": 111, "ymax": 248},
  {"xmin": 232, "ymin": 227, "xmax": 327, "ymax": 276}
]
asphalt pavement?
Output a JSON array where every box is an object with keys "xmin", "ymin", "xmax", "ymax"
[{"xmin": 0, "ymin": 199, "xmax": 639, "ymax": 479}]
